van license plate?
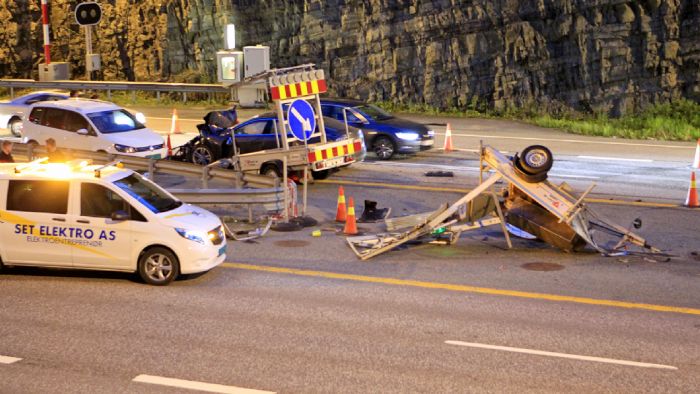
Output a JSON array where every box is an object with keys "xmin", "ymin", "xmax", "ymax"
[
  {"xmin": 146, "ymin": 153, "xmax": 162, "ymax": 159},
  {"xmin": 218, "ymin": 246, "xmax": 226, "ymax": 256}
]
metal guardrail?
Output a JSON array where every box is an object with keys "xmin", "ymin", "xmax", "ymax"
[
  {"xmin": 8, "ymin": 142, "xmax": 285, "ymax": 219},
  {"xmin": 11, "ymin": 143, "xmax": 280, "ymax": 189},
  {"xmin": 0, "ymin": 79, "xmax": 230, "ymax": 102}
]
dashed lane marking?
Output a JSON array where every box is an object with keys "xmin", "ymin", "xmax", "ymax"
[
  {"xmin": 0, "ymin": 355, "xmax": 22, "ymax": 364},
  {"xmin": 446, "ymin": 132, "xmax": 694, "ymax": 150},
  {"xmin": 445, "ymin": 341, "xmax": 678, "ymax": 370},
  {"xmin": 222, "ymin": 263, "xmax": 700, "ymax": 316},
  {"xmin": 315, "ymin": 179, "xmax": 680, "ymax": 208},
  {"xmin": 133, "ymin": 375, "xmax": 275, "ymax": 394},
  {"xmin": 578, "ymin": 155, "xmax": 654, "ymax": 163}
]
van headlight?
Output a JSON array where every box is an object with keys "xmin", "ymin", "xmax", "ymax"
[
  {"xmin": 396, "ymin": 132, "xmax": 419, "ymax": 141},
  {"xmin": 427, "ymin": 130, "xmax": 435, "ymax": 137},
  {"xmin": 114, "ymin": 144, "xmax": 137, "ymax": 153},
  {"xmin": 175, "ymin": 228, "xmax": 206, "ymax": 244}
]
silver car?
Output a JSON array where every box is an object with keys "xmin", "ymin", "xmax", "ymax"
[{"xmin": 0, "ymin": 91, "xmax": 69, "ymax": 137}]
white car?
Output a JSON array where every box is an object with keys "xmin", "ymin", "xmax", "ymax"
[
  {"xmin": 23, "ymin": 99, "xmax": 166, "ymax": 158},
  {"xmin": 0, "ymin": 160, "xmax": 226, "ymax": 285},
  {"xmin": 0, "ymin": 91, "xmax": 70, "ymax": 137}
]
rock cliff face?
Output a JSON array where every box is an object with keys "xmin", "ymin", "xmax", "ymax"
[{"xmin": 1, "ymin": 0, "xmax": 698, "ymax": 115}]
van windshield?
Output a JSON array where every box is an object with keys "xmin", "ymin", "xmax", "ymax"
[
  {"xmin": 113, "ymin": 173, "xmax": 182, "ymax": 213},
  {"xmin": 87, "ymin": 109, "xmax": 145, "ymax": 134}
]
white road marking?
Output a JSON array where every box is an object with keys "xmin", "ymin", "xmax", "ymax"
[
  {"xmin": 578, "ymin": 155, "xmax": 654, "ymax": 163},
  {"xmin": 547, "ymin": 173, "xmax": 600, "ymax": 180},
  {"xmin": 0, "ymin": 355, "xmax": 22, "ymax": 364},
  {"xmin": 148, "ymin": 116, "xmax": 200, "ymax": 122},
  {"xmin": 449, "ymin": 132, "xmax": 693, "ymax": 150},
  {"xmin": 445, "ymin": 340, "xmax": 678, "ymax": 370},
  {"xmin": 358, "ymin": 162, "xmax": 600, "ymax": 179},
  {"xmin": 133, "ymin": 375, "xmax": 275, "ymax": 394}
]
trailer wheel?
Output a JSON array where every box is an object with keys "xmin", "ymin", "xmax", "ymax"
[
  {"xmin": 311, "ymin": 169, "xmax": 330, "ymax": 180},
  {"xmin": 261, "ymin": 163, "xmax": 281, "ymax": 178},
  {"xmin": 519, "ymin": 145, "xmax": 553, "ymax": 174},
  {"xmin": 513, "ymin": 154, "xmax": 548, "ymax": 183}
]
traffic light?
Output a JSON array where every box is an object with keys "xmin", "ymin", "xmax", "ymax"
[{"xmin": 75, "ymin": 2, "xmax": 102, "ymax": 26}]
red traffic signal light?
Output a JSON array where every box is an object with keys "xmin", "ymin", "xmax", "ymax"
[{"xmin": 75, "ymin": 2, "xmax": 102, "ymax": 26}]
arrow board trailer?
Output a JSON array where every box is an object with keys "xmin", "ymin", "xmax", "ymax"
[
  {"xmin": 266, "ymin": 67, "xmax": 365, "ymax": 173},
  {"xmin": 347, "ymin": 144, "xmax": 667, "ymax": 260}
]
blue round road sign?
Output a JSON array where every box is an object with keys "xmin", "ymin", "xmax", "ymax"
[{"xmin": 287, "ymin": 99, "xmax": 316, "ymax": 141}]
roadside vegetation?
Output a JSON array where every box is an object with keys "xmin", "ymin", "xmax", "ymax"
[
  {"xmin": 379, "ymin": 99, "xmax": 700, "ymax": 141},
  {"xmin": 3, "ymin": 86, "xmax": 698, "ymax": 141}
]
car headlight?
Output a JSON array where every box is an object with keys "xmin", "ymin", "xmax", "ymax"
[
  {"xmin": 175, "ymin": 228, "xmax": 207, "ymax": 244},
  {"xmin": 427, "ymin": 130, "xmax": 435, "ymax": 137},
  {"xmin": 114, "ymin": 144, "xmax": 137, "ymax": 153},
  {"xmin": 396, "ymin": 132, "xmax": 419, "ymax": 141}
]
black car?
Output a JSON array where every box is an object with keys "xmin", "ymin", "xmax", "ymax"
[
  {"xmin": 320, "ymin": 99, "xmax": 435, "ymax": 159},
  {"xmin": 173, "ymin": 110, "xmax": 365, "ymax": 178}
]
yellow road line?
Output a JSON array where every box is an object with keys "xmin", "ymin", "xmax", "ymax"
[
  {"xmin": 316, "ymin": 179, "xmax": 681, "ymax": 209},
  {"xmin": 222, "ymin": 262, "xmax": 700, "ymax": 316}
]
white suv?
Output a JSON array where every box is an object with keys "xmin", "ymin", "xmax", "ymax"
[{"xmin": 23, "ymin": 99, "xmax": 166, "ymax": 158}]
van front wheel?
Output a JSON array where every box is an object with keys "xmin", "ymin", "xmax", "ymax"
[{"xmin": 138, "ymin": 247, "xmax": 179, "ymax": 286}]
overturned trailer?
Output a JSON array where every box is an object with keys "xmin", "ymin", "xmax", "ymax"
[{"xmin": 347, "ymin": 144, "xmax": 667, "ymax": 260}]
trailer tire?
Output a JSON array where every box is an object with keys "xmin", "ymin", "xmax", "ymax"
[
  {"xmin": 513, "ymin": 154, "xmax": 548, "ymax": 183},
  {"xmin": 519, "ymin": 145, "xmax": 553, "ymax": 174},
  {"xmin": 311, "ymin": 169, "xmax": 330, "ymax": 180},
  {"xmin": 261, "ymin": 163, "xmax": 281, "ymax": 178}
]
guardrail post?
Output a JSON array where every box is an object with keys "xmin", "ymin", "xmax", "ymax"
[
  {"xmin": 148, "ymin": 159, "xmax": 156, "ymax": 181},
  {"xmin": 156, "ymin": 91, "xmax": 160, "ymax": 102},
  {"xmin": 201, "ymin": 166, "xmax": 210, "ymax": 188},
  {"xmin": 107, "ymin": 89, "xmax": 111, "ymax": 100},
  {"xmin": 131, "ymin": 90, "xmax": 136, "ymax": 103},
  {"xmin": 183, "ymin": 92, "xmax": 187, "ymax": 103},
  {"xmin": 10, "ymin": 87, "xmax": 14, "ymax": 99},
  {"xmin": 28, "ymin": 142, "xmax": 34, "ymax": 160}
]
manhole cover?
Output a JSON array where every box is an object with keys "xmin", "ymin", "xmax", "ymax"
[
  {"xmin": 274, "ymin": 240, "xmax": 310, "ymax": 248},
  {"xmin": 521, "ymin": 262, "xmax": 564, "ymax": 271}
]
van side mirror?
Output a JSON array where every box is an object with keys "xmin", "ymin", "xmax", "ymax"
[
  {"xmin": 77, "ymin": 128, "xmax": 89, "ymax": 135},
  {"xmin": 111, "ymin": 210, "xmax": 129, "ymax": 221}
]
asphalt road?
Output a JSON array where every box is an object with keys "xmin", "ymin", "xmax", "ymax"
[
  {"xmin": 2, "ymin": 109, "xmax": 700, "ymax": 393},
  {"xmin": 140, "ymin": 107, "xmax": 696, "ymax": 204}
]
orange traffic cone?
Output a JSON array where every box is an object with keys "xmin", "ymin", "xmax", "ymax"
[
  {"xmin": 166, "ymin": 133, "xmax": 173, "ymax": 157},
  {"xmin": 443, "ymin": 123, "xmax": 454, "ymax": 152},
  {"xmin": 170, "ymin": 108, "xmax": 182, "ymax": 134},
  {"xmin": 336, "ymin": 186, "xmax": 347, "ymax": 222},
  {"xmin": 344, "ymin": 196, "xmax": 358, "ymax": 235},
  {"xmin": 685, "ymin": 171, "xmax": 698, "ymax": 208},
  {"xmin": 692, "ymin": 138, "xmax": 700, "ymax": 169}
]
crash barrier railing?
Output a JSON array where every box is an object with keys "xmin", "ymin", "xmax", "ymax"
[
  {"xmin": 0, "ymin": 79, "xmax": 230, "ymax": 103},
  {"xmin": 9, "ymin": 143, "xmax": 284, "ymax": 218}
]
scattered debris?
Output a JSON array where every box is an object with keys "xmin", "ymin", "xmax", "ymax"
[
  {"xmin": 347, "ymin": 144, "xmax": 670, "ymax": 260},
  {"xmin": 425, "ymin": 171, "xmax": 454, "ymax": 177},
  {"xmin": 359, "ymin": 200, "xmax": 391, "ymax": 223}
]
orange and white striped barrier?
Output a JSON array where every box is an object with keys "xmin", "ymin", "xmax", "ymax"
[{"xmin": 692, "ymin": 138, "xmax": 700, "ymax": 169}]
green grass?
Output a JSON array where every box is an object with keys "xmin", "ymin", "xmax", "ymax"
[{"xmin": 377, "ymin": 99, "xmax": 700, "ymax": 142}]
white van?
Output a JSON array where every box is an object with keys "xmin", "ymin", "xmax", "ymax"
[
  {"xmin": 22, "ymin": 99, "xmax": 167, "ymax": 158},
  {"xmin": 0, "ymin": 159, "xmax": 226, "ymax": 285}
]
